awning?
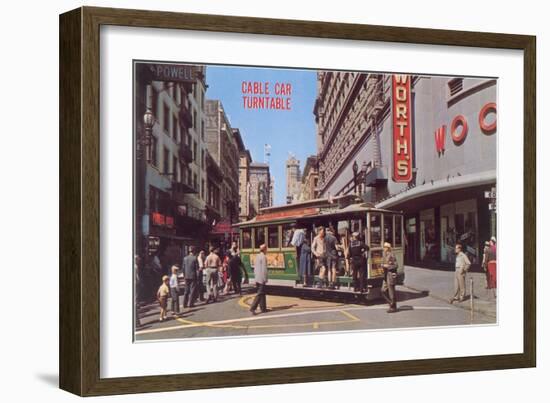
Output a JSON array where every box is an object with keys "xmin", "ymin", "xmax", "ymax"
[{"xmin": 376, "ymin": 170, "xmax": 496, "ymax": 210}]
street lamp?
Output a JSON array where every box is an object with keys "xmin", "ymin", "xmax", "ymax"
[{"xmin": 143, "ymin": 108, "xmax": 155, "ymax": 163}]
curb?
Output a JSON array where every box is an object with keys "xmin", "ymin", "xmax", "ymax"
[{"xmin": 403, "ymin": 284, "xmax": 496, "ymax": 318}]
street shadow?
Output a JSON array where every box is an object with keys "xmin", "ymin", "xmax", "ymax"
[
  {"xmin": 396, "ymin": 289, "xmax": 429, "ymax": 303},
  {"xmin": 35, "ymin": 373, "xmax": 58, "ymax": 388},
  {"xmin": 268, "ymin": 304, "xmax": 298, "ymax": 312}
]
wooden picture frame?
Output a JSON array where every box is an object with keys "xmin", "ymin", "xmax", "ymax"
[{"xmin": 59, "ymin": 6, "xmax": 536, "ymax": 396}]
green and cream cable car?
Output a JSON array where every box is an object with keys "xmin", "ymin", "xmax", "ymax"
[{"xmin": 236, "ymin": 195, "xmax": 405, "ymax": 301}]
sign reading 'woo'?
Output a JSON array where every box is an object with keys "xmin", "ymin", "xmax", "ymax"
[{"xmin": 392, "ymin": 75, "xmax": 413, "ymax": 182}]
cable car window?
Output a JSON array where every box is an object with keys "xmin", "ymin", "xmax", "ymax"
[
  {"xmin": 394, "ymin": 215, "xmax": 403, "ymax": 247},
  {"xmin": 242, "ymin": 228, "xmax": 252, "ymax": 249},
  {"xmin": 370, "ymin": 213, "xmax": 382, "ymax": 246},
  {"xmin": 384, "ymin": 214, "xmax": 394, "ymax": 245},
  {"xmin": 282, "ymin": 223, "xmax": 296, "ymax": 247},
  {"xmin": 268, "ymin": 226, "xmax": 280, "ymax": 249},
  {"xmin": 254, "ymin": 227, "xmax": 266, "ymax": 249}
]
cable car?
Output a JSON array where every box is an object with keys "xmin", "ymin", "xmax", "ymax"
[{"xmin": 236, "ymin": 195, "xmax": 405, "ymax": 301}]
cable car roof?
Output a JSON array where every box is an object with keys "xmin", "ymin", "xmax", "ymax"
[{"xmin": 235, "ymin": 197, "xmax": 402, "ymax": 227}]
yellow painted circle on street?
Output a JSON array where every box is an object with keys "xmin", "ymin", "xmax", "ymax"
[{"xmin": 239, "ymin": 295, "xmax": 348, "ymax": 311}]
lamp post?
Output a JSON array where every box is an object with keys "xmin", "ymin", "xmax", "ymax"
[
  {"xmin": 143, "ymin": 108, "xmax": 155, "ymax": 163},
  {"xmin": 137, "ymin": 85, "xmax": 155, "ymax": 265}
]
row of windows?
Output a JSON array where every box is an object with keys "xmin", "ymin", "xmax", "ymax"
[{"xmin": 240, "ymin": 213, "xmax": 403, "ymax": 251}]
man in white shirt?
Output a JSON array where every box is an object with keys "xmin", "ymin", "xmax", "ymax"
[
  {"xmin": 250, "ymin": 244, "xmax": 268, "ymax": 315},
  {"xmin": 450, "ymin": 244, "xmax": 471, "ymax": 303}
]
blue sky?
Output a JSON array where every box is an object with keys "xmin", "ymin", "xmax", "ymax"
[{"xmin": 205, "ymin": 65, "xmax": 317, "ymax": 205}]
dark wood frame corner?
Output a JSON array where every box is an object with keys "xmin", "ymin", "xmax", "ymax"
[{"xmin": 59, "ymin": 6, "xmax": 536, "ymax": 396}]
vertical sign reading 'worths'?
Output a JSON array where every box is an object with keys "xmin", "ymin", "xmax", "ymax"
[{"xmin": 392, "ymin": 74, "xmax": 413, "ymax": 182}]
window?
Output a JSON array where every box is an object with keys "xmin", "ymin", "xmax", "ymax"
[
  {"xmin": 193, "ymin": 173, "xmax": 198, "ymax": 191},
  {"xmin": 193, "ymin": 141, "xmax": 198, "ymax": 162},
  {"xmin": 268, "ymin": 226, "xmax": 280, "ymax": 249},
  {"xmin": 201, "ymin": 123, "xmax": 205, "ymax": 141},
  {"xmin": 151, "ymin": 136, "xmax": 158, "ymax": 167},
  {"xmin": 172, "ymin": 156, "xmax": 177, "ymax": 178},
  {"xmin": 193, "ymin": 110, "xmax": 197, "ymax": 131},
  {"xmin": 242, "ymin": 228, "xmax": 252, "ymax": 249},
  {"xmin": 254, "ymin": 227, "xmax": 266, "ymax": 249},
  {"xmin": 369, "ymin": 213, "xmax": 382, "ymax": 246},
  {"xmin": 383, "ymin": 214, "xmax": 394, "ymax": 245},
  {"xmin": 394, "ymin": 216, "xmax": 403, "ymax": 247},
  {"xmin": 172, "ymin": 114, "xmax": 178, "ymax": 140},
  {"xmin": 282, "ymin": 223, "xmax": 296, "ymax": 247},
  {"xmin": 163, "ymin": 103, "xmax": 170, "ymax": 134},
  {"xmin": 151, "ymin": 86, "xmax": 159, "ymax": 117},
  {"xmin": 448, "ymin": 78, "xmax": 463, "ymax": 96},
  {"xmin": 201, "ymin": 179, "xmax": 205, "ymax": 200},
  {"xmin": 163, "ymin": 147, "xmax": 169, "ymax": 174}
]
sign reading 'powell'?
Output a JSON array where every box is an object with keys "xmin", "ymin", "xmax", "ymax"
[{"xmin": 146, "ymin": 63, "xmax": 196, "ymax": 83}]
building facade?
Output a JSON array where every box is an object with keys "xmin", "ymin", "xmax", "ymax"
[
  {"xmin": 205, "ymin": 100, "xmax": 240, "ymax": 225},
  {"xmin": 135, "ymin": 63, "xmax": 210, "ymax": 269},
  {"xmin": 314, "ymin": 72, "xmax": 497, "ymax": 268},
  {"xmin": 237, "ymin": 140, "xmax": 254, "ymax": 222},
  {"xmin": 249, "ymin": 162, "xmax": 273, "ymax": 212},
  {"xmin": 299, "ymin": 155, "xmax": 319, "ymax": 201},
  {"xmin": 285, "ymin": 154, "xmax": 302, "ymax": 204}
]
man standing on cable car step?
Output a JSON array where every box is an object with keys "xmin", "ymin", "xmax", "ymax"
[
  {"xmin": 312, "ymin": 226, "xmax": 328, "ymax": 288},
  {"xmin": 250, "ymin": 244, "xmax": 268, "ymax": 315},
  {"xmin": 349, "ymin": 232, "xmax": 369, "ymax": 292}
]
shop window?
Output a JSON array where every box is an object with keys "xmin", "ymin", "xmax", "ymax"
[
  {"xmin": 383, "ymin": 214, "xmax": 394, "ymax": 246},
  {"xmin": 420, "ymin": 209, "xmax": 437, "ymax": 261},
  {"xmin": 394, "ymin": 215, "xmax": 403, "ymax": 247},
  {"xmin": 254, "ymin": 227, "xmax": 266, "ymax": 249},
  {"xmin": 369, "ymin": 213, "xmax": 382, "ymax": 246},
  {"xmin": 241, "ymin": 229, "xmax": 252, "ymax": 249},
  {"xmin": 268, "ymin": 226, "xmax": 280, "ymax": 249}
]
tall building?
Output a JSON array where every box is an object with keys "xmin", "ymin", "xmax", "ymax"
[
  {"xmin": 134, "ymin": 63, "xmax": 210, "ymax": 265},
  {"xmin": 249, "ymin": 162, "xmax": 272, "ymax": 212},
  {"xmin": 204, "ymin": 100, "xmax": 240, "ymax": 225},
  {"xmin": 286, "ymin": 154, "xmax": 302, "ymax": 204},
  {"xmin": 300, "ymin": 155, "xmax": 319, "ymax": 201},
  {"xmin": 234, "ymin": 128, "xmax": 254, "ymax": 222},
  {"xmin": 314, "ymin": 72, "xmax": 497, "ymax": 268}
]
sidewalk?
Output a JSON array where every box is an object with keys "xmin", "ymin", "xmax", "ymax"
[{"xmin": 403, "ymin": 265, "xmax": 497, "ymax": 318}]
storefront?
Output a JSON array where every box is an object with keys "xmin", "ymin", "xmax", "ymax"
[{"xmin": 374, "ymin": 75, "xmax": 497, "ymax": 270}]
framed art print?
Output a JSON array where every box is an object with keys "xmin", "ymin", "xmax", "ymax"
[{"xmin": 59, "ymin": 6, "xmax": 536, "ymax": 396}]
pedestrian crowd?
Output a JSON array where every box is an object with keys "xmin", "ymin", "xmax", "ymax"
[{"xmin": 135, "ymin": 241, "xmax": 249, "ymax": 323}]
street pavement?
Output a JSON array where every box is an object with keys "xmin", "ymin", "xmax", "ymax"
[
  {"xmin": 403, "ymin": 265, "xmax": 497, "ymax": 317},
  {"xmin": 135, "ymin": 266, "xmax": 496, "ymax": 341}
]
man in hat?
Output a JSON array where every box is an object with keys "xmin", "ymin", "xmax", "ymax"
[
  {"xmin": 349, "ymin": 232, "xmax": 369, "ymax": 292},
  {"xmin": 381, "ymin": 242, "xmax": 398, "ymax": 313}
]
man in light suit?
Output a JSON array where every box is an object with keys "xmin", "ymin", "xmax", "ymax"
[{"xmin": 250, "ymin": 244, "xmax": 268, "ymax": 315}]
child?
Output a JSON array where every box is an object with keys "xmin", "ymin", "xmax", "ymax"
[
  {"xmin": 157, "ymin": 275, "xmax": 170, "ymax": 322},
  {"xmin": 169, "ymin": 265, "xmax": 180, "ymax": 315}
]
